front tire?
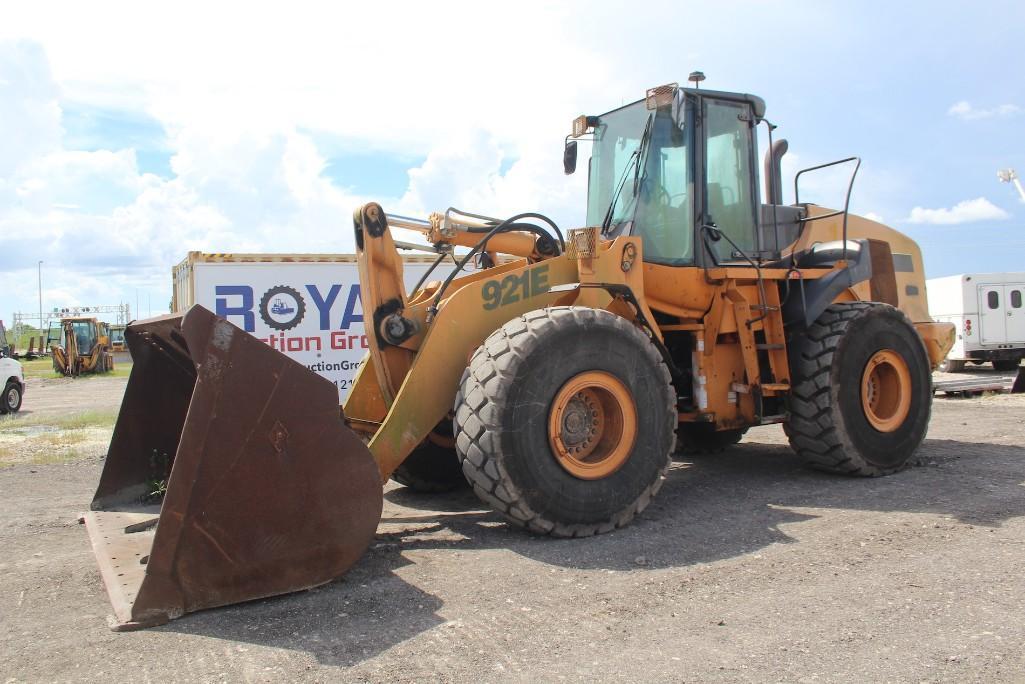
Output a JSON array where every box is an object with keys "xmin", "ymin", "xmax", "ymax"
[
  {"xmin": 2, "ymin": 381, "xmax": 23, "ymax": 414},
  {"xmin": 785, "ymin": 302, "xmax": 931, "ymax": 476},
  {"xmin": 454, "ymin": 307, "xmax": 676, "ymax": 537}
]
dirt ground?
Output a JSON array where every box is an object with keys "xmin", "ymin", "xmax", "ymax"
[{"xmin": 2, "ymin": 369, "xmax": 1025, "ymax": 683}]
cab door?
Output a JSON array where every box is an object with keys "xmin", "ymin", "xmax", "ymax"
[{"xmin": 701, "ymin": 97, "xmax": 759, "ymax": 263}]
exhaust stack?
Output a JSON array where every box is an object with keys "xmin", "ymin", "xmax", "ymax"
[{"xmin": 764, "ymin": 138, "xmax": 788, "ymax": 205}]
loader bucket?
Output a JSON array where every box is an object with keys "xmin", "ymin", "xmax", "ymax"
[{"xmin": 82, "ymin": 306, "xmax": 383, "ymax": 630}]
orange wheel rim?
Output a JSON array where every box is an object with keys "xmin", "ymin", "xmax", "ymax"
[
  {"xmin": 548, "ymin": 371, "xmax": 637, "ymax": 480},
  {"xmin": 860, "ymin": 349, "xmax": 912, "ymax": 433}
]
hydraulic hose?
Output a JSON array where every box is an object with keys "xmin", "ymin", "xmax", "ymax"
[{"xmin": 427, "ymin": 212, "xmax": 564, "ymax": 321}]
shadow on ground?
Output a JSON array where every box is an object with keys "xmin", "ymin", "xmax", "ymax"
[
  {"xmin": 159, "ymin": 437, "xmax": 1025, "ymax": 666},
  {"xmin": 159, "ymin": 561, "xmax": 446, "ymax": 668},
  {"xmin": 379, "ymin": 438, "xmax": 1025, "ymax": 571}
]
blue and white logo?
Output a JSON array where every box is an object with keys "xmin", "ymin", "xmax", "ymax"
[{"xmin": 259, "ymin": 285, "xmax": 306, "ymax": 331}]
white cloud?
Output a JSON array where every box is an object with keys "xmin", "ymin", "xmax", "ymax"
[
  {"xmin": 906, "ymin": 197, "xmax": 1010, "ymax": 225},
  {"xmin": 948, "ymin": 100, "xmax": 1022, "ymax": 120},
  {"xmin": 0, "ymin": 40, "xmax": 62, "ymax": 177},
  {"xmin": 397, "ymin": 130, "xmax": 586, "ymax": 228}
]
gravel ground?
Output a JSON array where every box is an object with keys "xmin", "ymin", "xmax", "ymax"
[{"xmin": 1, "ymin": 372, "xmax": 1024, "ymax": 682}]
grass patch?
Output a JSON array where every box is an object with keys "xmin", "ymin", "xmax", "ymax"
[
  {"xmin": 0, "ymin": 409, "xmax": 119, "ymax": 433},
  {"xmin": 19, "ymin": 358, "xmax": 55, "ymax": 379},
  {"xmin": 78, "ymin": 365, "xmax": 133, "ymax": 379},
  {"xmin": 0, "ymin": 418, "xmax": 114, "ymax": 466},
  {"xmin": 33, "ymin": 431, "xmax": 90, "ymax": 447},
  {"xmin": 28, "ymin": 449, "xmax": 89, "ymax": 465},
  {"xmin": 17, "ymin": 357, "xmax": 132, "ymax": 379}
]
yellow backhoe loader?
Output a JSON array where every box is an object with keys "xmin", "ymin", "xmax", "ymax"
[
  {"xmin": 82, "ymin": 81, "xmax": 954, "ymax": 630},
  {"xmin": 51, "ymin": 317, "xmax": 114, "ymax": 376}
]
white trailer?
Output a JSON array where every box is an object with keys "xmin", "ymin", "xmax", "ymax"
[
  {"xmin": 172, "ymin": 251, "xmax": 474, "ymax": 398},
  {"xmin": 926, "ymin": 272, "xmax": 1025, "ymax": 372}
]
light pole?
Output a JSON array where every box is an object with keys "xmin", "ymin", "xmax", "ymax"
[
  {"xmin": 997, "ymin": 168, "xmax": 1025, "ymax": 202},
  {"xmin": 37, "ymin": 261, "xmax": 43, "ymax": 336}
]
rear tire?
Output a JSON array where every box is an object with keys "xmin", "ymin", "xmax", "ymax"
[
  {"xmin": 391, "ymin": 428, "xmax": 467, "ymax": 493},
  {"xmin": 993, "ymin": 359, "xmax": 1021, "ymax": 372},
  {"xmin": 2, "ymin": 381, "xmax": 22, "ymax": 414},
  {"xmin": 676, "ymin": 424, "xmax": 747, "ymax": 455},
  {"xmin": 454, "ymin": 307, "xmax": 676, "ymax": 537},
  {"xmin": 785, "ymin": 302, "xmax": 931, "ymax": 476}
]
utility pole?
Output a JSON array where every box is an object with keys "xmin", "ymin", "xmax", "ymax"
[
  {"xmin": 998, "ymin": 168, "xmax": 1025, "ymax": 202},
  {"xmin": 37, "ymin": 261, "xmax": 43, "ymax": 335}
]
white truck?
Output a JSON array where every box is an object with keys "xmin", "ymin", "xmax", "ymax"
[
  {"xmin": 172, "ymin": 251, "xmax": 474, "ymax": 399},
  {"xmin": 926, "ymin": 272, "xmax": 1025, "ymax": 372},
  {"xmin": 0, "ymin": 354, "xmax": 24, "ymax": 414}
]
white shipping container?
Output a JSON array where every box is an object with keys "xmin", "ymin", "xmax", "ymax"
[
  {"xmin": 172, "ymin": 252, "xmax": 472, "ymax": 398},
  {"xmin": 926, "ymin": 272, "xmax": 1025, "ymax": 371}
]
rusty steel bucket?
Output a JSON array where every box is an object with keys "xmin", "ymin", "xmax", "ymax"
[{"xmin": 82, "ymin": 306, "xmax": 383, "ymax": 630}]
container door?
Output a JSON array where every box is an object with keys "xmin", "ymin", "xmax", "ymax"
[
  {"xmin": 978, "ymin": 284, "xmax": 1006, "ymax": 344},
  {"xmin": 1005, "ymin": 285, "xmax": 1025, "ymax": 344}
]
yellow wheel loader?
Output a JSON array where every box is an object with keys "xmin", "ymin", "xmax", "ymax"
[
  {"xmin": 51, "ymin": 317, "xmax": 115, "ymax": 377},
  {"xmin": 83, "ymin": 81, "xmax": 954, "ymax": 629}
]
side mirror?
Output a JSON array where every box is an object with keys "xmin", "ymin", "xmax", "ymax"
[{"xmin": 563, "ymin": 140, "xmax": 578, "ymax": 175}]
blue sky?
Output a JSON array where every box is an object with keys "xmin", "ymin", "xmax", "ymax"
[{"xmin": 0, "ymin": 1, "xmax": 1023, "ymax": 325}]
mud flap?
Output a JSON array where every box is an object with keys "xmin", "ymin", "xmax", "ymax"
[{"xmin": 82, "ymin": 306, "xmax": 383, "ymax": 630}]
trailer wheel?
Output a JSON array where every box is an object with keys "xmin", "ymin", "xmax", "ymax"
[
  {"xmin": 454, "ymin": 307, "xmax": 676, "ymax": 537},
  {"xmin": 676, "ymin": 424, "xmax": 747, "ymax": 455},
  {"xmin": 993, "ymin": 359, "xmax": 1021, "ymax": 372},
  {"xmin": 785, "ymin": 302, "xmax": 931, "ymax": 476},
  {"xmin": 2, "ymin": 381, "xmax": 22, "ymax": 414},
  {"xmin": 391, "ymin": 426, "xmax": 468, "ymax": 493},
  {"xmin": 938, "ymin": 358, "xmax": 965, "ymax": 373}
]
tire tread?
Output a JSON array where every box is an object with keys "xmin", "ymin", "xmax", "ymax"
[
  {"xmin": 454, "ymin": 307, "xmax": 675, "ymax": 537},
  {"xmin": 784, "ymin": 302, "xmax": 925, "ymax": 476}
]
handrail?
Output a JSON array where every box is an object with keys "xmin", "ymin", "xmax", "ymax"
[{"xmin": 794, "ymin": 156, "xmax": 861, "ymax": 261}]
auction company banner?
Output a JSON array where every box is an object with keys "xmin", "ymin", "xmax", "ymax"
[{"xmin": 192, "ymin": 260, "xmax": 464, "ymax": 400}]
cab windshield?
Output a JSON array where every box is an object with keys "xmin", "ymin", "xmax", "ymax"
[
  {"xmin": 72, "ymin": 321, "xmax": 96, "ymax": 351},
  {"xmin": 585, "ymin": 100, "xmax": 694, "ymax": 265}
]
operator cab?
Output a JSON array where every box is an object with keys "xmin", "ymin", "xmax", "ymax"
[
  {"xmin": 71, "ymin": 319, "xmax": 98, "ymax": 352},
  {"xmin": 567, "ymin": 83, "xmax": 769, "ymax": 268}
]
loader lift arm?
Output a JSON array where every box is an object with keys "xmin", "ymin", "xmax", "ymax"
[{"xmin": 348, "ymin": 202, "xmax": 577, "ymax": 481}]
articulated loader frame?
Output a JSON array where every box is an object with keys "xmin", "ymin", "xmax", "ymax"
[{"xmin": 343, "ymin": 203, "xmax": 954, "ymax": 469}]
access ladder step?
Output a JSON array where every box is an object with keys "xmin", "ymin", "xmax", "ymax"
[{"xmin": 756, "ymin": 343, "xmax": 784, "ymax": 350}]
